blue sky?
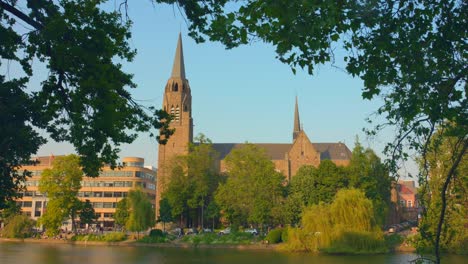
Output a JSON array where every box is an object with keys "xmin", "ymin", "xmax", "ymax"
[{"xmin": 32, "ymin": 2, "xmax": 416, "ymax": 177}]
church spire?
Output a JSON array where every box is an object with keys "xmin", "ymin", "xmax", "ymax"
[
  {"xmin": 293, "ymin": 96, "xmax": 301, "ymax": 140},
  {"xmin": 171, "ymin": 33, "xmax": 186, "ymax": 79}
]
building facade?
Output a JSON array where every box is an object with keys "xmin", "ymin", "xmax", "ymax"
[
  {"xmin": 156, "ymin": 34, "xmax": 352, "ymax": 214},
  {"xmin": 17, "ymin": 156, "xmax": 156, "ymax": 228}
]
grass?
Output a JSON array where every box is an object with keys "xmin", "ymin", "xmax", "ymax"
[
  {"xmin": 71, "ymin": 232, "xmax": 127, "ymax": 242},
  {"xmin": 181, "ymin": 232, "xmax": 261, "ymax": 245}
]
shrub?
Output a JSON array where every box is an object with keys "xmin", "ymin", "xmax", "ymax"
[
  {"xmin": 149, "ymin": 229, "xmax": 164, "ymax": 237},
  {"xmin": 281, "ymin": 228, "xmax": 289, "ymax": 243},
  {"xmin": 266, "ymin": 228, "xmax": 283, "ymax": 244},
  {"xmin": 71, "ymin": 232, "xmax": 126, "ymax": 242},
  {"xmin": 1, "ymin": 214, "xmax": 35, "ymax": 238}
]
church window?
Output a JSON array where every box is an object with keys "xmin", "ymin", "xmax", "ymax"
[
  {"xmin": 170, "ymin": 105, "xmax": 175, "ymax": 117},
  {"xmin": 184, "ymin": 105, "xmax": 188, "ymax": 111},
  {"xmin": 182, "ymin": 84, "xmax": 186, "ymax": 91},
  {"xmin": 173, "ymin": 83, "xmax": 178, "ymax": 92}
]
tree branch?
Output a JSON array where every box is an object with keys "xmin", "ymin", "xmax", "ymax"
[{"xmin": 0, "ymin": 1, "xmax": 44, "ymax": 30}]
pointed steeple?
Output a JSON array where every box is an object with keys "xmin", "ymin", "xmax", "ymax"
[
  {"xmin": 293, "ymin": 96, "xmax": 301, "ymax": 140},
  {"xmin": 171, "ymin": 33, "xmax": 186, "ymax": 79}
]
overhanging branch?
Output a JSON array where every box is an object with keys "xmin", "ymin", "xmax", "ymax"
[{"xmin": 0, "ymin": 1, "xmax": 44, "ymax": 30}]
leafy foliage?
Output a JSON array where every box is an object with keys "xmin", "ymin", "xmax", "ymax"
[
  {"xmin": 417, "ymin": 131, "xmax": 468, "ymax": 254},
  {"xmin": 157, "ymin": 197, "xmax": 173, "ymax": 232},
  {"xmin": 72, "ymin": 232, "xmax": 127, "ymax": 242},
  {"xmin": 79, "ymin": 199, "xmax": 97, "ymax": 226},
  {"xmin": 0, "ymin": 0, "xmax": 172, "ymax": 209},
  {"xmin": 114, "ymin": 198, "xmax": 129, "ymax": 230},
  {"xmin": 215, "ymin": 144, "xmax": 285, "ymax": 228},
  {"xmin": 0, "ymin": 214, "xmax": 35, "ymax": 238},
  {"xmin": 126, "ymin": 188, "xmax": 155, "ymax": 235},
  {"xmin": 38, "ymin": 155, "xmax": 83, "ymax": 236},
  {"xmin": 162, "ymin": 134, "xmax": 221, "ymax": 227},
  {"xmin": 265, "ymin": 228, "xmax": 284, "ymax": 244},
  {"xmin": 283, "ymin": 189, "xmax": 385, "ymax": 253}
]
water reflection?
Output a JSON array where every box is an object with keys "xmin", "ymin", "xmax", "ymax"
[{"xmin": 0, "ymin": 242, "xmax": 467, "ymax": 264}]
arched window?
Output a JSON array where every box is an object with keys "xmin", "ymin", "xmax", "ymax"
[
  {"xmin": 184, "ymin": 105, "xmax": 188, "ymax": 111},
  {"xmin": 173, "ymin": 83, "xmax": 178, "ymax": 92}
]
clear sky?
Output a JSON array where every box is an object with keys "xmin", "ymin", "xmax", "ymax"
[{"xmin": 33, "ymin": 2, "xmax": 416, "ymax": 177}]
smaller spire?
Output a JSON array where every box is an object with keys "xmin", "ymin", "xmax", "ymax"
[
  {"xmin": 293, "ymin": 96, "xmax": 301, "ymax": 140},
  {"xmin": 171, "ymin": 33, "xmax": 186, "ymax": 79}
]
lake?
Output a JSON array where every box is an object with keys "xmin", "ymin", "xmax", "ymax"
[{"xmin": 1, "ymin": 242, "xmax": 467, "ymax": 264}]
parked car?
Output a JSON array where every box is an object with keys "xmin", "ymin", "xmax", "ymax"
[
  {"xmin": 184, "ymin": 228, "xmax": 198, "ymax": 235},
  {"xmin": 244, "ymin": 228, "xmax": 258, "ymax": 235},
  {"xmin": 202, "ymin": 228, "xmax": 212, "ymax": 233},
  {"xmin": 218, "ymin": 227, "xmax": 231, "ymax": 235}
]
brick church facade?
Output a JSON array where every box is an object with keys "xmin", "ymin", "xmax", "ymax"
[{"xmin": 156, "ymin": 34, "xmax": 352, "ymax": 214}]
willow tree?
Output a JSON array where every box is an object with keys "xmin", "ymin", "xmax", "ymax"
[
  {"xmin": 284, "ymin": 188, "xmax": 385, "ymax": 253},
  {"xmin": 126, "ymin": 188, "xmax": 155, "ymax": 238}
]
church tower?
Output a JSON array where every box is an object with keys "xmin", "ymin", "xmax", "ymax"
[
  {"xmin": 293, "ymin": 96, "xmax": 301, "ymax": 141},
  {"xmin": 156, "ymin": 34, "xmax": 193, "ymax": 217}
]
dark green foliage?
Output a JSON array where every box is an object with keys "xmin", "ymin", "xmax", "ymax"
[
  {"xmin": 266, "ymin": 228, "xmax": 283, "ymax": 244},
  {"xmin": 0, "ymin": 200, "xmax": 21, "ymax": 220},
  {"xmin": 149, "ymin": 229, "xmax": 164, "ymax": 237},
  {"xmin": 0, "ymin": 214, "xmax": 35, "ymax": 238},
  {"xmin": 79, "ymin": 199, "xmax": 97, "ymax": 226},
  {"xmin": 0, "ymin": 0, "xmax": 172, "ymax": 209},
  {"xmin": 157, "ymin": 197, "xmax": 173, "ymax": 231}
]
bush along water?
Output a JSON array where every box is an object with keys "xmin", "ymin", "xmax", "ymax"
[
  {"xmin": 138, "ymin": 229, "xmax": 174, "ymax": 243},
  {"xmin": 71, "ymin": 232, "xmax": 127, "ymax": 242},
  {"xmin": 181, "ymin": 231, "xmax": 260, "ymax": 245}
]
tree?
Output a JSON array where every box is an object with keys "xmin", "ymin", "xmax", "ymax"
[
  {"xmin": 158, "ymin": 1, "xmax": 466, "ymax": 261},
  {"xmin": 0, "ymin": 0, "xmax": 172, "ymax": 210},
  {"xmin": 284, "ymin": 188, "xmax": 385, "ymax": 253},
  {"xmin": 38, "ymin": 155, "xmax": 83, "ymax": 236},
  {"xmin": 126, "ymin": 188, "xmax": 155, "ymax": 238},
  {"xmin": 114, "ymin": 198, "xmax": 129, "ymax": 230},
  {"xmin": 162, "ymin": 134, "xmax": 221, "ymax": 228},
  {"xmin": 158, "ymin": 197, "xmax": 173, "ymax": 232},
  {"xmin": 291, "ymin": 160, "xmax": 347, "ymax": 207},
  {"xmin": 79, "ymin": 199, "xmax": 97, "ymax": 228},
  {"xmin": 0, "ymin": 214, "xmax": 35, "ymax": 238},
  {"xmin": 215, "ymin": 144, "xmax": 285, "ymax": 228},
  {"xmin": 347, "ymin": 140, "xmax": 392, "ymax": 226},
  {"xmin": 417, "ymin": 131, "xmax": 468, "ymax": 253}
]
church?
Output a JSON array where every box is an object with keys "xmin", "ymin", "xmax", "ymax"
[{"xmin": 156, "ymin": 34, "xmax": 352, "ymax": 213}]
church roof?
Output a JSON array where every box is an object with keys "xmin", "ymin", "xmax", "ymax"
[
  {"xmin": 293, "ymin": 97, "xmax": 301, "ymax": 139},
  {"xmin": 171, "ymin": 33, "xmax": 186, "ymax": 79},
  {"xmin": 211, "ymin": 142, "xmax": 352, "ymax": 161}
]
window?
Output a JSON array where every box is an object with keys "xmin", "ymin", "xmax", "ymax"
[
  {"xmin": 93, "ymin": 192, "xmax": 103, "ymax": 197},
  {"xmin": 23, "ymin": 201, "xmax": 32, "ymax": 207},
  {"xmin": 35, "ymin": 201, "xmax": 42, "ymax": 208},
  {"xmin": 173, "ymin": 83, "xmax": 178, "ymax": 92},
  {"xmin": 34, "ymin": 211, "xmax": 41, "ymax": 217},
  {"xmin": 114, "ymin": 192, "xmax": 122, "ymax": 197},
  {"xmin": 184, "ymin": 105, "xmax": 188, "ymax": 111},
  {"xmin": 93, "ymin": 202, "xmax": 103, "ymax": 208},
  {"xmin": 104, "ymin": 192, "xmax": 113, "ymax": 197},
  {"xmin": 400, "ymin": 200, "xmax": 406, "ymax": 207},
  {"xmin": 95, "ymin": 213, "xmax": 101, "ymax": 219},
  {"xmin": 104, "ymin": 213, "xmax": 114, "ymax": 218},
  {"xmin": 103, "ymin": 202, "xmax": 113, "ymax": 208},
  {"xmin": 407, "ymin": 200, "xmax": 412, "ymax": 208},
  {"xmin": 84, "ymin": 192, "xmax": 92, "ymax": 197}
]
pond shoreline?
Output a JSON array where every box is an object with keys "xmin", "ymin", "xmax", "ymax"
[{"xmin": 0, "ymin": 237, "xmax": 278, "ymax": 251}]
